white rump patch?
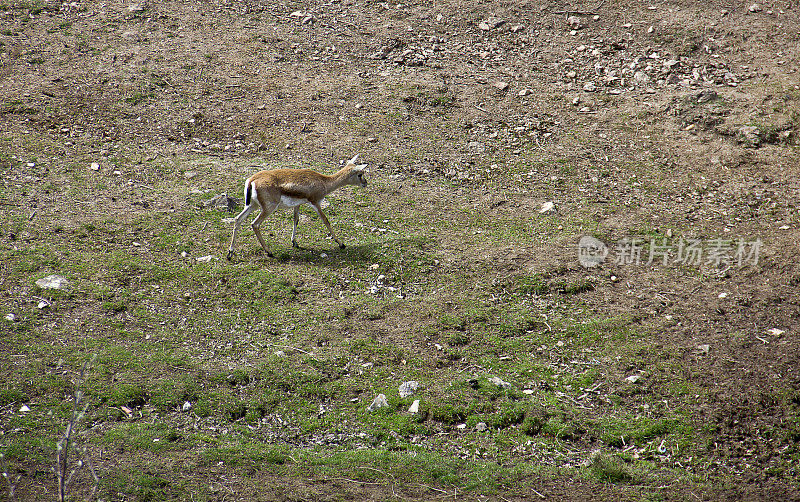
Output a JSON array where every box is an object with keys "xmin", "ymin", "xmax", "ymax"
[{"xmin": 279, "ymin": 195, "xmax": 308, "ymax": 208}]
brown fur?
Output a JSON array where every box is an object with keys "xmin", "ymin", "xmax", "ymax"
[{"xmin": 227, "ymin": 156, "xmax": 368, "ymax": 260}]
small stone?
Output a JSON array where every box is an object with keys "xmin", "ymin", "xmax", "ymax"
[
  {"xmin": 478, "ymin": 17, "xmax": 505, "ymax": 31},
  {"xmin": 204, "ymin": 192, "xmax": 239, "ymax": 212},
  {"xmin": 182, "ymin": 401, "xmax": 192, "ymax": 412},
  {"xmin": 768, "ymin": 328, "xmax": 785, "ymax": 337},
  {"xmin": 183, "ymin": 171, "xmax": 198, "ymax": 180},
  {"xmin": 5, "ymin": 313, "xmax": 15, "ymax": 321},
  {"xmin": 539, "ymin": 201, "xmax": 556, "ymax": 213},
  {"xmin": 492, "ymin": 81, "xmax": 509, "ymax": 91},
  {"xmin": 718, "ymin": 292, "xmax": 728, "ymax": 299},
  {"xmin": 89, "ymin": 162, "xmax": 100, "ymax": 171},
  {"xmin": 196, "ymin": 255, "xmax": 214, "ymax": 263},
  {"xmin": 475, "ymin": 422, "xmax": 487, "ymax": 432},
  {"xmin": 510, "ymin": 24, "xmax": 525, "ymax": 33},
  {"xmin": 696, "ymin": 344, "xmax": 710, "ymax": 355},
  {"xmin": 399, "ymin": 381, "xmax": 420, "ymax": 398},
  {"xmin": 408, "ymin": 399, "xmax": 420, "ymax": 413},
  {"xmin": 749, "ymin": 3, "xmax": 762, "ymax": 12},
  {"xmin": 274, "ymin": 350, "xmax": 286, "ymax": 357},
  {"xmin": 457, "ymin": 423, "xmax": 467, "ymax": 429},
  {"xmin": 567, "ymin": 15, "xmax": 582, "ymax": 29},
  {"xmin": 696, "ymin": 89, "xmax": 717, "ymax": 103},
  {"xmin": 583, "ymin": 82, "xmax": 597, "ymax": 92},
  {"xmin": 566, "ymin": 70, "xmax": 577, "ymax": 79},
  {"xmin": 634, "ymin": 71, "xmax": 650, "ymax": 84},
  {"xmin": 367, "ymin": 393, "xmax": 389, "ymax": 412},
  {"xmin": 19, "ymin": 404, "xmax": 30, "ymax": 413},
  {"xmin": 625, "ymin": 375, "xmax": 642, "ymax": 384},
  {"xmin": 489, "ymin": 376, "xmax": 512, "ymax": 389},
  {"xmin": 35, "ymin": 275, "xmax": 69, "ymax": 290}
]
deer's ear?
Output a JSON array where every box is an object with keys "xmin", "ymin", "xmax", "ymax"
[
  {"xmin": 348, "ymin": 154, "xmax": 360, "ymax": 165},
  {"xmin": 353, "ymin": 163, "xmax": 367, "ymax": 172}
]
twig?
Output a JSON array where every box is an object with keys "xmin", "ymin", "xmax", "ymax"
[
  {"xmin": 474, "ymin": 104, "xmax": 489, "ymax": 113},
  {"xmin": 532, "ymin": 487, "xmax": 546, "ymax": 499},
  {"xmin": 56, "ymin": 354, "xmax": 98, "ymax": 502},
  {"xmin": 416, "ymin": 483, "xmax": 448, "ymax": 494}
]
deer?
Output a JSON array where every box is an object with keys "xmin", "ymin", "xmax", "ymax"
[{"xmin": 226, "ymin": 154, "xmax": 368, "ymax": 261}]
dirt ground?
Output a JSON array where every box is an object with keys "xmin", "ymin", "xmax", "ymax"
[{"xmin": 1, "ymin": 0, "xmax": 800, "ymax": 500}]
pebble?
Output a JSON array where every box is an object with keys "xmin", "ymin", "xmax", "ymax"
[
  {"xmin": 625, "ymin": 375, "xmax": 642, "ymax": 384},
  {"xmin": 475, "ymin": 422, "xmax": 487, "ymax": 432},
  {"xmin": 19, "ymin": 404, "xmax": 30, "ymax": 413},
  {"xmin": 35, "ymin": 275, "xmax": 69, "ymax": 290},
  {"xmin": 696, "ymin": 344, "xmax": 710, "ymax": 355},
  {"xmin": 408, "ymin": 399, "xmax": 420, "ymax": 413},
  {"xmin": 4, "ymin": 313, "xmax": 15, "ymax": 321},
  {"xmin": 539, "ymin": 201, "xmax": 556, "ymax": 213},
  {"xmin": 567, "ymin": 15, "xmax": 582, "ymax": 29},
  {"xmin": 489, "ymin": 376, "xmax": 512, "ymax": 389},
  {"xmin": 367, "ymin": 394, "xmax": 389, "ymax": 412},
  {"xmin": 398, "ymin": 381, "xmax": 420, "ymax": 398},
  {"xmin": 492, "ymin": 81, "xmax": 509, "ymax": 91},
  {"xmin": 478, "ymin": 17, "xmax": 505, "ymax": 31},
  {"xmin": 583, "ymin": 82, "xmax": 597, "ymax": 92},
  {"xmin": 182, "ymin": 401, "xmax": 192, "ymax": 412},
  {"xmin": 749, "ymin": 3, "xmax": 762, "ymax": 12},
  {"xmin": 196, "ymin": 255, "xmax": 214, "ymax": 262}
]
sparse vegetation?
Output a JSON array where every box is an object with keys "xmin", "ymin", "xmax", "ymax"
[{"xmin": 0, "ymin": 0, "xmax": 798, "ymax": 500}]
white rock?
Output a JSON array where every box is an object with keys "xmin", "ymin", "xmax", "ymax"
[
  {"xmin": 768, "ymin": 328, "xmax": 785, "ymax": 337},
  {"xmin": 196, "ymin": 255, "xmax": 214, "ymax": 263},
  {"xmin": 625, "ymin": 375, "xmax": 642, "ymax": 384},
  {"xmin": 475, "ymin": 422, "xmax": 487, "ymax": 432},
  {"xmin": 478, "ymin": 17, "xmax": 505, "ymax": 31},
  {"xmin": 489, "ymin": 376, "xmax": 512, "ymax": 389},
  {"xmin": 457, "ymin": 423, "xmax": 467, "ymax": 429},
  {"xmin": 492, "ymin": 81, "xmax": 510, "ymax": 91},
  {"xmin": 4, "ymin": 313, "xmax": 15, "ymax": 321},
  {"xmin": 19, "ymin": 404, "xmax": 30, "ymax": 413},
  {"xmin": 749, "ymin": 3, "xmax": 762, "ymax": 12},
  {"xmin": 367, "ymin": 394, "xmax": 388, "ymax": 412},
  {"xmin": 696, "ymin": 344, "xmax": 710, "ymax": 355},
  {"xmin": 399, "ymin": 381, "xmax": 420, "ymax": 398},
  {"xmin": 539, "ymin": 201, "xmax": 556, "ymax": 214},
  {"xmin": 567, "ymin": 15, "xmax": 582, "ymax": 29},
  {"xmin": 274, "ymin": 350, "xmax": 286, "ymax": 357},
  {"xmin": 89, "ymin": 162, "xmax": 100, "ymax": 171},
  {"xmin": 408, "ymin": 399, "xmax": 420, "ymax": 413},
  {"xmin": 35, "ymin": 275, "xmax": 69, "ymax": 290},
  {"xmin": 718, "ymin": 292, "xmax": 728, "ymax": 299},
  {"xmin": 182, "ymin": 401, "xmax": 192, "ymax": 412},
  {"xmin": 583, "ymin": 82, "xmax": 597, "ymax": 92}
]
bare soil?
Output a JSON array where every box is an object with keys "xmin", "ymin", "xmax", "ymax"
[{"xmin": 1, "ymin": 0, "xmax": 800, "ymax": 500}]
